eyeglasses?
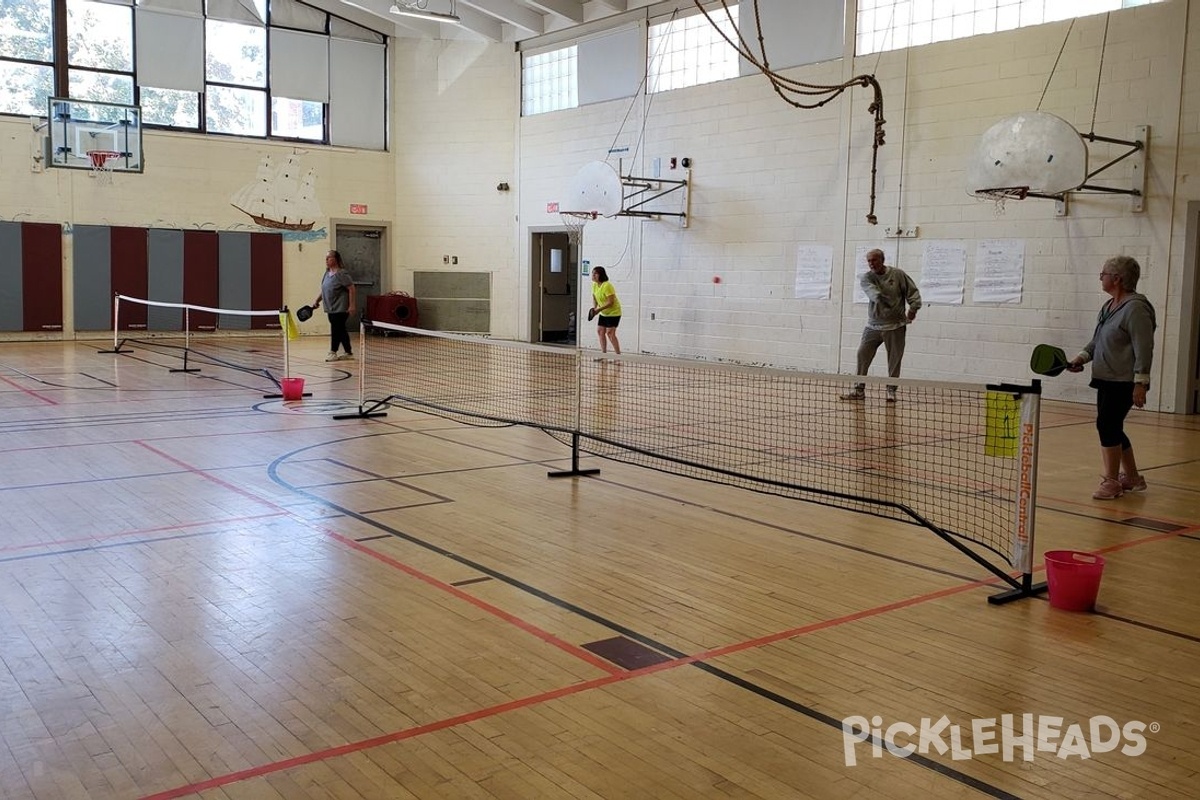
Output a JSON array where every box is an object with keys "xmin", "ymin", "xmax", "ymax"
[{"xmin": 1099, "ymin": 272, "xmax": 1117, "ymax": 278}]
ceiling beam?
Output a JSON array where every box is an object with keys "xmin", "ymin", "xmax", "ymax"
[
  {"xmin": 522, "ymin": 0, "xmax": 584, "ymax": 24},
  {"xmin": 460, "ymin": 0, "xmax": 544, "ymax": 34}
]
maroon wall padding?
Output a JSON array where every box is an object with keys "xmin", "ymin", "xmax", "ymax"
[
  {"xmin": 22, "ymin": 222, "xmax": 63, "ymax": 332},
  {"xmin": 111, "ymin": 227, "xmax": 149, "ymax": 330},
  {"xmin": 183, "ymin": 230, "xmax": 220, "ymax": 331},
  {"xmin": 249, "ymin": 232, "xmax": 283, "ymax": 330}
]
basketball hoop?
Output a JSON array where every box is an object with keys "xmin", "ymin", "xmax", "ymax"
[
  {"xmin": 86, "ymin": 150, "xmax": 121, "ymax": 183},
  {"xmin": 974, "ymin": 186, "xmax": 1029, "ymax": 215},
  {"xmin": 560, "ymin": 211, "xmax": 597, "ymax": 245}
]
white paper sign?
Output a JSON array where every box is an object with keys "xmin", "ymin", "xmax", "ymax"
[
  {"xmin": 920, "ymin": 241, "xmax": 967, "ymax": 305},
  {"xmin": 794, "ymin": 244, "xmax": 833, "ymax": 299},
  {"xmin": 973, "ymin": 239, "xmax": 1025, "ymax": 304}
]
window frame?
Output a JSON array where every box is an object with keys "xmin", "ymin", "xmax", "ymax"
[{"xmin": 0, "ymin": 0, "xmax": 384, "ymax": 148}]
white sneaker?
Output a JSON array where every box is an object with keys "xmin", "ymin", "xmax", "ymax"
[
  {"xmin": 338, "ymin": 353, "xmax": 355, "ymax": 361},
  {"xmin": 324, "ymin": 352, "xmax": 339, "ymax": 362}
]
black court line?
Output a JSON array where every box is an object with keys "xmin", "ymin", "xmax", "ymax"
[
  {"xmin": 355, "ymin": 534, "xmax": 392, "ymax": 543},
  {"xmin": 1120, "ymin": 517, "xmax": 1187, "ymax": 533},
  {"xmin": 267, "ymin": 433, "xmax": 1017, "ymax": 798},
  {"xmin": 450, "ymin": 576, "xmax": 493, "ymax": 587},
  {"xmin": 1092, "ymin": 612, "xmax": 1200, "ymax": 644},
  {"xmin": 0, "ymin": 529, "xmax": 221, "ymax": 564},
  {"xmin": 1038, "ymin": 504, "xmax": 1195, "ymax": 532},
  {"xmin": 585, "ymin": 474, "xmax": 983, "ymax": 584},
  {"xmin": 691, "ymin": 661, "xmax": 1022, "ymax": 800}
]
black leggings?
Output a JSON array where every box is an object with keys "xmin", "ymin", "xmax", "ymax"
[
  {"xmin": 1093, "ymin": 379, "xmax": 1133, "ymax": 449},
  {"xmin": 328, "ymin": 312, "xmax": 352, "ymax": 355}
]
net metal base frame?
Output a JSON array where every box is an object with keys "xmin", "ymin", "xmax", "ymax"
[{"xmin": 349, "ymin": 320, "xmax": 1049, "ymax": 605}]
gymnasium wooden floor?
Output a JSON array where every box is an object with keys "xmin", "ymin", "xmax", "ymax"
[{"xmin": 1, "ymin": 338, "xmax": 1197, "ymax": 799}]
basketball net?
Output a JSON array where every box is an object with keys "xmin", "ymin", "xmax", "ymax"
[
  {"xmin": 560, "ymin": 211, "xmax": 597, "ymax": 245},
  {"xmin": 973, "ymin": 186, "xmax": 1029, "ymax": 216},
  {"xmin": 87, "ymin": 150, "xmax": 120, "ymax": 184}
]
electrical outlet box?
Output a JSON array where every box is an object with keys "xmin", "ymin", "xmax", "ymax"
[{"xmin": 884, "ymin": 226, "xmax": 919, "ymax": 238}]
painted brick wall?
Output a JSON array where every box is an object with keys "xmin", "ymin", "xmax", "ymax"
[{"xmin": 509, "ymin": 2, "xmax": 1191, "ymax": 410}]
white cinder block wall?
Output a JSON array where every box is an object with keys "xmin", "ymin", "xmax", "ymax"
[
  {"xmin": 505, "ymin": 1, "xmax": 1194, "ymax": 412},
  {"xmin": 3, "ymin": 2, "xmax": 1198, "ymax": 413}
]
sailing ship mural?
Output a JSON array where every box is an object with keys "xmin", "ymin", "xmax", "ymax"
[{"xmin": 230, "ymin": 154, "xmax": 323, "ymax": 231}]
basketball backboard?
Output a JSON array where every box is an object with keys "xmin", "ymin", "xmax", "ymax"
[
  {"xmin": 47, "ymin": 98, "xmax": 144, "ymax": 173},
  {"xmin": 967, "ymin": 111, "xmax": 1086, "ymax": 197},
  {"xmin": 564, "ymin": 161, "xmax": 623, "ymax": 217}
]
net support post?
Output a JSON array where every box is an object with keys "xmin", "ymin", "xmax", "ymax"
[
  {"xmin": 548, "ymin": 432, "xmax": 600, "ymax": 478},
  {"xmin": 98, "ymin": 294, "xmax": 134, "ymax": 353},
  {"xmin": 169, "ymin": 348, "xmax": 200, "ymax": 374},
  {"xmin": 333, "ymin": 321, "xmax": 384, "ymax": 418},
  {"xmin": 988, "ymin": 379, "xmax": 1049, "ymax": 605}
]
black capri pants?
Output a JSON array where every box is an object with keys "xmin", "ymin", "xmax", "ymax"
[{"xmin": 1092, "ymin": 379, "xmax": 1134, "ymax": 449}]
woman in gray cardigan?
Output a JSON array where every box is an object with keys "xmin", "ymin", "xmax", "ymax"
[{"xmin": 1067, "ymin": 255, "xmax": 1156, "ymax": 500}]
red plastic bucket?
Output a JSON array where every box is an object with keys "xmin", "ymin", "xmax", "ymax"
[
  {"xmin": 1044, "ymin": 550, "xmax": 1105, "ymax": 611},
  {"xmin": 280, "ymin": 377, "xmax": 305, "ymax": 401}
]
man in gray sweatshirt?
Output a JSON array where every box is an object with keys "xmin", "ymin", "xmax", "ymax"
[{"xmin": 842, "ymin": 249, "xmax": 922, "ymax": 402}]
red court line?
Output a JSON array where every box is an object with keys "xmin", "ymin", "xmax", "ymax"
[
  {"xmin": 0, "ymin": 513, "xmax": 286, "ymax": 555},
  {"xmin": 139, "ymin": 574, "xmax": 997, "ymax": 799},
  {"xmin": 0, "ymin": 374, "xmax": 59, "ymax": 405},
  {"xmin": 137, "ymin": 440, "xmax": 618, "ymax": 674},
  {"xmin": 328, "ymin": 530, "xmax": 623, "ymax": 676},
  {"xmin": 140, "ymin": 521, "xmax": 1200, "ymax": 800}
]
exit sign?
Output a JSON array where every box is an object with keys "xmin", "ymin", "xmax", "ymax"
[
  {"xmin": 546, "ymin": 202, "xmax": 559, "ymax": 213},
  {"xmin": 349, "ymin": 204, "xmax": 368, "ymax": 215}
]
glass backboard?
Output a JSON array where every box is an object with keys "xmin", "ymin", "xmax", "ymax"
[{"xmin": 47, "ymin": 97, "xmax": 144, "ymax": 173}]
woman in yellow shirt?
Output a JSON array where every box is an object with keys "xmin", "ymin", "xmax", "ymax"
[{"xmin": 590, "ymin": 266, "xmax": 622, "ymax": 356}]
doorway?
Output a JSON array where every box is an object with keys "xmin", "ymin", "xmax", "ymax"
[
  {"xmin": 531, "ymin": 230, "xmax": 576, "ymax": 344},
  {"xmin": 333, "ymin": 225, "xmax": 385, "ymax": 320}
]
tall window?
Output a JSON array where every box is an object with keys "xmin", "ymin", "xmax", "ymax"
[
  {"xmin": 522, "ymin": 45, "xmax": 576, "ymax": 116},
  {"xmin": 0, "ymin": 0, "xmax": 54, "ymax": 115},
  {"xmin": 206, "ymin": 18, "xmax": 267, "ymax": 136},
  {"xmin": 0, "ymin": 0, "xmax": 385, "ymax": 149},
  {"xmin": 857, "ymin": 0, "xmax": 1165, "ymax": 56},
  {"xmin": 67, "ymin": 0, "xmax": 133, "ymax": 105},
  {"xmin": 647, "ymin": 5, "xmax": 739, "ymax": 94}
]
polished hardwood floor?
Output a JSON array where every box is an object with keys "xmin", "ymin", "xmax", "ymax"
[{"xmin": 1, "ymin": 338, "xmax": 1197, "ymax": 799}]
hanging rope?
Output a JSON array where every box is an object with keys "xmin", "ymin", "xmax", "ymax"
[
  {"xmin": 1089, "ymin": 14, "xmax": 1110, "ymax": 136},
  {"xmin": 693, "ymin": 0, "xmax": 886, "ymax": 224},
  {"xmin": 1036, "ymin": 18, "xmax": 1076, "ymax": 111}
]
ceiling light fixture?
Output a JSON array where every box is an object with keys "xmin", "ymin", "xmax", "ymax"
[{"xmin": 388, "ymin": 0, "xmax": 461, "ymax": 24}]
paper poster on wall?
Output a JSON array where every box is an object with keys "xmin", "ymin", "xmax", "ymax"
[
  {"xmin": 852, "ymin": 243, "xmax": 897, "ymax": 304},
  {"xmin": 973, "ymin": 239, "xmax": 1025, "ymax": 304},
  {"xmin": 920, "ymin": 241, "xmax": 967, "ymax": 305},
  {"xmin": 794, "ymin": 244, "xmax": 833, "ymax": 299}
]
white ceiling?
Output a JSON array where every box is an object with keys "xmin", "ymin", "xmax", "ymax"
[{"xmin": 309, "ymin": 0, "xmax": 647, "ymax": 45}]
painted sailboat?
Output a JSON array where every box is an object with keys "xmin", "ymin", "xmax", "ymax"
[{"xmin": 230, "ymin": 155, "xmax": 323, "ymax": 231}]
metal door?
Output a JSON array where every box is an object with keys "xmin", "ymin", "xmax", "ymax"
[{"xmin": 334, "ymin": 226, "xmax": 384, "ymax": 320}]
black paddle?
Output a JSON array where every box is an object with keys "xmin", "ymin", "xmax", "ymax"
[{"xmin": 1030, "ymin": 344, "xmax": 1070, "ymax": 377}]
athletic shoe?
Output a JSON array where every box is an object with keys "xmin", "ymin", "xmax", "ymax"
[
  {"xmin": 324, "ymin": 352, "xmax": 339, "ymax": 362},
  {"xmin": 1118, "ymin": 472, "xmax": 1147, "ymax": 492},
  {"xmin": 1092, "ymin": 477, "xmax": 1123, "ymax": 500},
  {"xmin": 840, "ymin": 389, "xmax": 865, "ymax": 401},
  {"xmin": 886, "ymin": 387, "xmax": 897, "ymax": 403},
  {"xmin": 338, "ymin": 352, "xmax": 355, "ymax": 361}
]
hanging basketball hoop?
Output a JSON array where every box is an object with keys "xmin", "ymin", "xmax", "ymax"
[
  {"xmin": 974, "ymin": 186, "xmax": 1030, "ymax": 215},
  {"xmin": 560, "ymin": 211, "xmax": 597, "ymax": 245},
  {"xmin": 86, "ymin": 150, "xmax": 121, "ymax": 182}
]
